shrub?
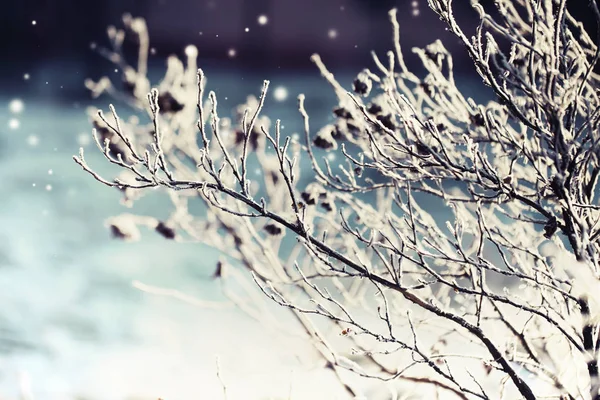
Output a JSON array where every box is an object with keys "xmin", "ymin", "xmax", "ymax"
[{"xmin": 75, "ymin": 1, "xmax": 600, "ymax": 399}]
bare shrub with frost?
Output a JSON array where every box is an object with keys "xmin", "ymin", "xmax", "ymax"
[{"xmin": 74, "ymin": 1, "xmax": 600, "ymax": 399}]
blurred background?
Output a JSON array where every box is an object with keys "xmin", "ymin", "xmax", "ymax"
[{"xmin": 0, "ymin": 0, "xmax": 595, "ymax": 399}]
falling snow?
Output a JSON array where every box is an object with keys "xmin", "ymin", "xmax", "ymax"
[
  {"xmin": 273, "ymin": 86, "xmax": 288, "ymax": 102},
  {"xmin": 328, "ymin": 29, "xmax": 338, "ymax": 39},
  {"xmin": 8, "ymin": 118, "xmax": 20, "ymax": 130},
  {"xmin": 257, "ymin": 15, "xmax": 268, "ymax": 25},
  {"xmin": 27, "ymin": 134, "xmax": 39, "ymax": 147},
  {"xmin": 9, "ymin": 99, "xmax": 24, "ymax": 114},
  {"xmin": 77, "ymin": 133, "xmax": 91, "ymax": 147},
  {"xmin": 412, "ymin": 1, "xmax": 420, "ymax": 17},
  {"xmin": 228, "ymin": 48, "xmax": 237, "ymax": 58}
]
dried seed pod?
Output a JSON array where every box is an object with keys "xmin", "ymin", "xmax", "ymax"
[
  {"xmin": 264, "ymin": 223, "xmax": 283, "ymax": 236},
  {"xmin": 300, "ymin": 183, "xmax": 326, "ymax": 206},
  {"xmin": 270, "ymin": 171, "xmax": 280, "ymax": 185},
  {"xmin": 313, "ymin": 125, "xmax": 338, "ymax": 151},
  {"xmin": 377, "ymin": 114, "xmax": 396, "ymax": 131},
  {"xmin": 157, "ymin": 91, "xmax": 185, "ymax": 113},
  {"xmin": 213, "ymin": 259, "xmax": 226, "ymax": 279},
  {"xmin": 352, "ymin": 71, "xmax": 372, "ymax": 97},
  {"xmin": 483, "ymin": 362, "xmax": 493, "ymax": 375},
  {"xmin": 319, "ymin": 193, "xmax": 336, "ymax": 213},
  {"xmin": 331, "ymin": 124, "xmax": 346, "ymax": 140},
  {"xmin": 301, "ymin": 191, "xmax": 317, "ymax": 205},
  {"xmin": 544, "ymin": 216, "xmax": 558, "ymax": 238},
  {"xmin": 109, "ymin": 224, "xmax": 129, "ymax": 240},
  {"xmin": 345, "ymin": 121, "xmax": 360, "ymax": 136},
  {"xmin": 106, "ymin": 216, "xmax": 141, "ymax": 242},
  {"xmin": 415, "ymin": 142, "xmax": 431, "ymax": 156},
  {"xmin": 470, "ymin": 112, "xmax": 485, "ymax": 127},
  {"xmin": 233, "ymin": 123, "xmax": 267, "ymax": 151},
  {"xmin": 419, "ymin": 81, "xmax": 435, "ymax": 97},
  {"xmin": 333, "ymin": 107, "xmax": 353, "ymax": 119},
  {"xmin": 366, "ymin": 103, "xmax": 383, "ymax": 115},
  {"xmin": 321, "ymin": 201, "xmax": 335, "ymax": 213},
  {"xmin": 155, "ymin": 221, "xmax": 176, "ymax": 239}
]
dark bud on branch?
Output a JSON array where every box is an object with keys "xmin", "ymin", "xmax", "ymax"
[
  {"xmin": 155, "ymin": 221, "xmax": 176, "ymax": 239},
  {"xmin": 314, "ymin": 136, "xmax": 336, "ymax": 150},
  {"xmin": 321, "ymin": 201, "xmax": 335, "ymax": 213},
  {"xmin": 319, "ymin": 192, "xmax": 336, "ymax": 213},
  {"xmin": 300, "ymin": 183, "xmax": 326, "ymax": 206},
  {"xmin": 377, "ymin": 114, "xmax": 396, "ymax": 131},
  {"xmin": 313, "ymin": 126, "xmax": 338, "ymax": 151},
  {"xmin": 106, "ymin": 216, "xmax": 141, "ymax": 242},
  {"xmin": 301, "ymin": 191, "xmax": 317, "ymax": 205},
  {"xmin": 264, "ymin": 223, "xmax": 283, "ymax": 236},
  {"xmin": 483, "ymin": 362, "xmax": 493, "ymax": 375},
  {"xmin": 543, "ymin": 216, "xmax": 558, "ymax": 238},
  {"xmin": 367, "ymin": 103, "xmax": 383, "ymax": 115},
  {"xmin": 331, "ymin": 125, "xmax": 346, "ymax": 140},
  {"xmin": 352, "ymin": 71, "xmax": 372, "ymax": 97},
  {"xmin": 333, "ymin": 107, "xmax": 353, "ymax": 120},
  {"xmin": 416, "ymin": 142, "xmax": 431, "ymax": 156},
  {"xmin": 234, "ymin": 127, "xmax": 264, "ymax": 151},
  {"xmin": 419, "ymin": 82, "xmax": 435, "ymax": 97},
  {"xmin": 213, "ymin": 259, "xmax": 226, "ymax": 279},
  {"xmin": 157, "ymin": 91, "xmax": 185, "ymax": 113},
  {"xmin": 110, "ymin": 224, "xmax": 129, "ymax": 240},
  {"xmin": 470, "ymin": 113, "xmax": 485, "ymax": 127}
]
